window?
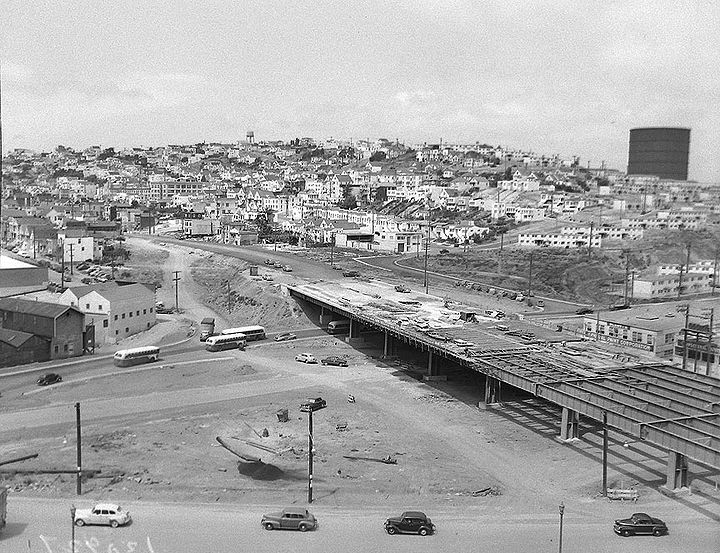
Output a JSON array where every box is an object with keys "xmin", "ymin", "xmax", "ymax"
[
  {"xmin": 54, "ymin": 345, "xmax": 59, "ymax": 354},
  {"xmin": 63, "ymin": 344, "xmax": 68, "ymax": 352},
  {"xmin": 129, "ymin": 312, "xmax": 133, "ymax": 318},
  {"xmin": 122, "ymin": 313, "xmax": 125, "ymax": 319},
  {"xmin": 115, "ymin": 330, "xmax": 119, "ymax": 335},
  {"xmin": 143, "ymin": 309, "xmax": 147, "ymax": 314},
  {"xmin": 125, "ymin": 327, "xmax": 129, "ymax": 333},
  {"xmin": 150, "ymin": 307, "xmax": 154, "ymax": 313},
  {"xmin": 147, "ymin": 322, "xmax": 150, "ymax": 328},
  {"xmin": 103, "ymin": 319, "xmax": 108, "ymax": 328},
  {"xmin": 86, "ymin": 303, "xmax": 90, "ymax": 309},
  {"xmin": 98, "ymin": 305, "xmax": 103, "ymax": 311},
  {"xmin": 114, "ymin": 315, "xmax": 118, "ymax": 321},
  {"xmin": 136, "ymin": 310, "xmax": 140, "ymax": 316},
  {"xmin": 665, "ymin": 333, "xmax": 675, "ymax": 344}
]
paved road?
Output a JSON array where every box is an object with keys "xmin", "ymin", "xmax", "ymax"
[{"xmin": 3, "ymin": 497, "xmax": 718, "ymax": 553}]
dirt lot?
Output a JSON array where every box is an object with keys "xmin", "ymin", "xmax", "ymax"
[{"xmin": 1, "ymin": 236, "xmax": 717, "ymax": 521}]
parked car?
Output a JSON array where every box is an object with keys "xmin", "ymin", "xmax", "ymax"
[
  {"xmin": 301, "ymin": 397, "xmax": 327, "ymax": 411},
  {"xmin": 76, "ymin": 262, "xmax": 90, "ymax": 271},
  {"xmin": 37, "ymin": 373, "xmax": 62, "ymax": 386},
  {"xmin": 274, "ymin": 332, "xmax": 297, "ymax": 342},
  {"xmin": 439, "ymin": 249, "xmax": 450, "ymax": 254},
  {"xmin": 536, "ymin": 299, "xmax": 545, "ymax": 308},
  {"xmin": 394, "ymin": 285, "xmax": 411, "ymax": 293},
  {"xmin": 261, "ymin": 507, "xmax": 317, "ymax": 532},
  {"xmin": 613, "ymin": 513, "xmax": 668, "ymax": 537},
  {"xmin": 321, "ymin": 356, "xmax": 348, "ymax": 367},
  {"xmin": 384, "ymin": 511, "xmax": 435, "ymax": 536},
  {"xmin": 264, "ymin": 259, "xmax": 274, "ymax": 265},
  {"xmin": 576, "ymin": 307, "xmax": 593, "ymax": 315},
  {"xmin": 295, "ymin": 353, "xmax": 318, "ymax": 364},
  {"xmin": 342, "ymin": 270, "xmax": 360, "ymax": 277},
  {"xmin": 81, "ymin": 277, "xmax": 94, "ymax": 284},
  {"xmin": 74, "ymin": 503, "xmax": 131, "ymax": 528},
  {"xmin": 262, "ymin": 274, "xmax": 274, "ymax": 281},
  {"xmin": 282, "ymin": 265, "xmax": 293, "ymax": 272},
  {"xmin": 516, "ymin": 294, "xmax": 525, "ymax": 302}
]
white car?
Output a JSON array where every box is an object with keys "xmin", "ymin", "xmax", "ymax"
[
  {"xmin": 295, "ymin": 353, "xmax": 318, "ymax": 364},
  {"xmin": 74, "ymin": 503, "xmax": 131, "ymax": 527}
]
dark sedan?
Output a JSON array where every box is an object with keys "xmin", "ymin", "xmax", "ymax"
[
  {"xmin": 321, "ymin": 356, "xmax": 348, "ymax": 367},
  {"xmin": 614, "ymin": 513, "xmax": 668, "ymax": 537},
  {"xmin": 37, "ymin": 373, "xmax": 63, "ymax": 386},
  {"xmin": 385, "ymin": 511, "xmax": 434, "ymax": 536}
]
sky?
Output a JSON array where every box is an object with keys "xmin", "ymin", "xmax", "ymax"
[{"xmin": 2, "ymin": 1, "xmax": 719, "ymax": 181}]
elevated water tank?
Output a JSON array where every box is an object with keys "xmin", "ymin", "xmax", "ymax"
[{"xmin": 627, "ymin": 127, "xmax": 690, "ymax": 180}]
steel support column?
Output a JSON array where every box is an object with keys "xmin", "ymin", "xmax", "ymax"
[
  {"xmin": 427, "ymin": 351, "xmax": 437, "ymax": 376},
  {"xmin": 383, "ymin": 331, "xmax": 391, "ymax": 357},
  {"xmin": 559, "ymin": 407, "xmax": 580, "ymax": 441},
  {"xmin": 484, "ymin": 376, "xmax": 502, "ymax": 404},
  {"xmin": 665, "ymin": 451, "xmax": 689, "ymax": 490}
]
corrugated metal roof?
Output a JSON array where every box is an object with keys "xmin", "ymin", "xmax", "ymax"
[
  {"xmin": 0, "ymin": 327, "xmax": 37, "ymax": 348},
  {"xmin": 0, "ymin": 297, "xmax": 80, "ymax": 318}
]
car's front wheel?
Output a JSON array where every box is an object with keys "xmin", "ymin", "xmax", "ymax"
[
  {"xmin": 620, "ymin": 529, "xmax": 631, "ymax": 537},
  {"xmin": 298, "ymin": 523, "xmax": 308, "ymax": 532},
  {"xmin": 110, "ymin": 520, "xmax": 119, "ymax": 528},
  {"xmin": 419, "ymin": 528, "xmax": 429, "ymax": 536},
  {"xmin": 386, "ymin": 526, "xmax": 397, "ymax": 535},
  {"xmin": 264, "ymin": 522, "xmax": 274, "ymax": 531},
  {"xmin": 75, "ymin": 519, "xmax": 85, "ymax": 527}
]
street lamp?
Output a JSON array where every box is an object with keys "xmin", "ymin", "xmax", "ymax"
[
  {"xmin": 558, "ymin": 502, "xmax": 565, "ymax": 553},
  {"xmin": 300, "ymin": 397, "xmax": 327, "ymax": 503}
]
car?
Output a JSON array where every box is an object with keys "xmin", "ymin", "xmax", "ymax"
[
  {"xmin": 342, "ymin": 270, "xmax": 360, "ymax": 277},
  {"xmin": 576, "ymin": 307, "xmax": 594, "ymax": 315},
  {"xmin": 261, "ymin": 507, "xmax": 317, "ymax": 532},
  {"xmin": 613, "ymin": 513, "xmax": 668, "ymax": 537},
  {"xmin": 264, "ymin": 259, "xmax": 274, "ymax": 265},
  {"xmin": 37, "ymin": 373, "xmax": 62, "ymax": 386},
  {"xmin": 262, "ymin": 274, "xmax": 274, "ymax": 281},
  {"xmin": 274, "ymin": 332, "xmax": 297, "ymax": 342},
  {"xmin": 536, "ymin": 299, "xmax": 545, "ymax": 308},
  {"xmin": 300, "ymin": 397, "xmax": 327, "ymax": 411},
  {"xmin": 439, "ymin": 249, "xmax": 450, "ymax": 254},
  {"xmin": 76, "ymin": 262, "xmax": 90, "ymax": 271},
  {"xmin": 384, "ymin": 511, "xmax": 435, "ymax": 536},
  {"xmin": 295, "ymin": 352, "xmax": 318, "ymax": 364},
  {"xmin": 282, "ymin": 265, "xmax": 293, "ymax": 272},
  {"xmin": 394, "ymin": 285, "xmax": 411, "ymax": 293},
  {"xmin": 74, "ymin": 503, "xmax": 131, "ymax": 528},
  {"xmin": 81, "ymin": 277, "xmax": 94, "ymax": 284},
  {"xmin": 158, "ymin": 242, "xmax": 166, "ymax": 247},
  {"xmin": 321, "ymin": 356, "xmax": 348, "ymax": 367},
  {"xmin": 516, "ymin": 294, "xmax": 525, "ymax": 302}
]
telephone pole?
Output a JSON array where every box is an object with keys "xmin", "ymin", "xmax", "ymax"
[
  {"xmin": 623, "ymin": 253, "xmax": 630, "ymax": 306},
  {"xmin": 76, "ymin": 402, "xmax": 82, "ymax": 495},
  {"xmin": 587, "ymin": 221, "xmax": 594, "ymax": 260},
  {"xmin": 423, "ymin": 220, "xmax": 430, "ymax": 294},
  {"xmin": 172, "ymin": 271, "xmax": 181, "ymax": 312},
  {"xmin": 527, "ymin": 252, "xmax": 534, "ymax": 298},
  {"xmin": 678, "ymin": 243, "xmax": 692, "ymax": 299}
]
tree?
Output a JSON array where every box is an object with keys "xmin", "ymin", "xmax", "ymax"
[
  {"xmin": 369, "ymin": 151, "xmax": 386, "ymax": 162},
  {"xmin": 339, "ymin": 187, "xmax": 357, "ymax": 210},
  {"xmin": 255, "ymin": 207, "xmax": 275, "ymax": 239}
]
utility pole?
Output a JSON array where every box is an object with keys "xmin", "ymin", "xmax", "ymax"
[
  {"xmin": 623, "ymin": 253, "xmax": 630, "ymax": 306},
  {"xmin": 527, "ymin": 252, "xmax": 534, "ymax": 297},
  {"xmin": 61, "ymin": 240, "xmax": 66, "ymax": 291},
  {"xmin": 226, "ymin": 280, "xmax": 232, "ymax": 311},
  {"xmin": 713, "ymin": 247, "xmax": 719, "ymax": 296},
  {"xmin": 330, "ymin": 232, "xmax": 335, "ymax": 267},
  {"xmin": 706, "ymin": 308, "xmax": 714, "ymax": 376},
  {"xmin": 75, "ymin": 402, "xmax": 82, "ymax": 496},
  {"xmin": 172, "ymin": 271, "xmax": 181, "ymax": 312},
  {"xmin": 602, "ymin": 411, "xmax": 608, "ymax": 497},
  {"xmin": 587, "ymin": 221, "xmax": 594, "ymax": 260},
  {"xmin": 423, "ymin": 220, "xmax": 430, "ymax": 294},
  {"xmin": 678, "ymin": 242, "xmax": 692, "ymax": 299},
  {"xmin": 69, "ymin": 243, "xmax": 74, "ymax": 274},
  {"xmin": 682, "ymin": 305, "xmax": 690, "ymax": 372}
]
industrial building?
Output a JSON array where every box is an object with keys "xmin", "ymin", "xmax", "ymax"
[{"xmin": 627, "ymin": 127, "xmax": 690, "ymax": 180}]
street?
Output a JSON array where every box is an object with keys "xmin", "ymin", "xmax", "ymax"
[{"xmin": 3, "ymin": 497, "xmax": 719, "ymax": 553}]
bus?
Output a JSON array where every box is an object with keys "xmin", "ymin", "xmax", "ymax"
[
  {"xmin": 205, "ymin": 333, "xmax": 247, "ymax": 352},
  {"xmin": 326, "ymin": 320, "xmax": 350, "ymax": 334},
  {"xmin": 220, "ymin": 325, "xmax": 266, "ymax": 342},
  {"xmin": 113, "ymin": 346, "xmax": 161, "ymax": 367}
]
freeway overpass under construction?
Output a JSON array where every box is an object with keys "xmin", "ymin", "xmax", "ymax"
[{"xmin": 289, "ymin": 281, "xmax": 720, "ymax": 490}]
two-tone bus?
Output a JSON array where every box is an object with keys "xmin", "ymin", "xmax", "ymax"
[
  {"xmin": 220, "ymin": 325, "xmax": 266, "ymax": 342},
  {"xmin": 205, "ymin": 333, "xmax": 247, "ymax": 352},
  {"xmin": 113, "ymin": 346, "xmax": 161, "ymax": 367}
]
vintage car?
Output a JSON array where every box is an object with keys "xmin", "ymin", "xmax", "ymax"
[
  {"xmin": 261, "ymin": 507, "xmax": 317, "ymax": 531},
  {"xmin": 384, "ymin": 511, "xmax": 435, "ymax": 536},
  {"xmin": 613, "ymin": 513, "xmax": 668, "ymax": 537}
]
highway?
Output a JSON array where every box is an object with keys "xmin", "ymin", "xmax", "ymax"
[{"xmin": 4, "ymin": 497, "xmax": 719, "ymax": 553}]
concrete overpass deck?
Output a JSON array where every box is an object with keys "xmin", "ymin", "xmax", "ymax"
[{"xmin": 289, "ymin": 279, "xmax": 720, "ymax": 489}]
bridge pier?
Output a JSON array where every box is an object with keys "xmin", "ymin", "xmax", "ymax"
[
  {"xmin": 345, "ymin": 318, "xmax": 363, "ymax": 345},
  {"xmin": 559, "ymin": 407, "xmax": 580, "ymax": 440},
  {"xmin": 319, "ymin": 307, "xmax": 333, "ymax": 326},
  {"xmin": 665, "ymin": 451, "xmax": 689, "ymax": 490},
  {"xmin": 383, "ymin": 331, "xmax": 391, "ymax": 357},
  {"xmin": 484, "ymin": 376, "xmax": 502, "ymax": 404}
]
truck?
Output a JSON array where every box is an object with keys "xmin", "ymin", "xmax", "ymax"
[
  {"xmin": 199, "ymin": 317, "xmax": 216, "ymax": 341},
  {"xmin": 0, "ymin": 486, "xmax": 7, "ymax": 533}
]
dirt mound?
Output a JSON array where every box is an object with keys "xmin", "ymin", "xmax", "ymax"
[{"xmin": 236, "ymin": 460, "xmax": 287, "ymax": 481}]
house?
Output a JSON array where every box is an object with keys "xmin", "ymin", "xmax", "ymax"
[
  {"xmin": 57, "ymin": 282, "xmax": 156, "ymax": 344},
  {"xmin": 0, "ymin": 297, "xmax": 86, "ymax": 360}
]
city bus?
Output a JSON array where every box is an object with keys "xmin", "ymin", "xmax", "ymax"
[
  {"xmin": 205, "ymin": 333, "xmax": 247, "ymax": 352},
  {"xmin": 220, "ymin": 325, "xmax": 266, "ymax": 342},
  {"xmin": 113, "ymin": 346, "xmax": 161, "ymax": 367}
]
